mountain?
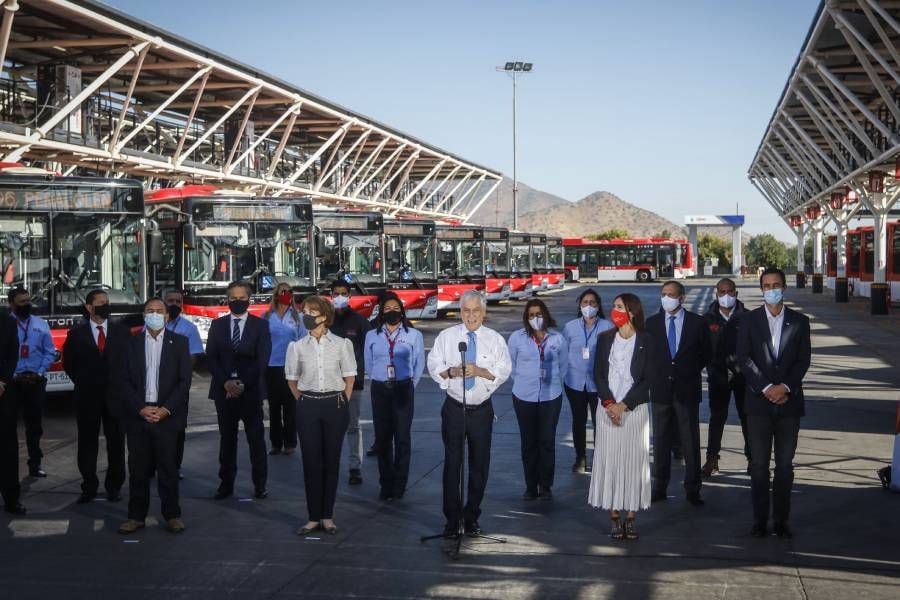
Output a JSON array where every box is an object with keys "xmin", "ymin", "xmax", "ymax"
[{"xmin": 467, "ymin": 178, "xmax": 570, "ymax": 228}]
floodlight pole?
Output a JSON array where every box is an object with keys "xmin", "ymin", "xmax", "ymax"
[{"xmin": 497, "ymin": 62, "xmax": 532, "ymax": 231}]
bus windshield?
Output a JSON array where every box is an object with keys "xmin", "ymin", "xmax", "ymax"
[
  {"xmin": 485, "ymin": 241, "xmax": 508, "ymax": 274},
  {"xmin": 531, "ymin": 244, "xmax": 547, "ymax": 271},
  {"xmin": 510, "ymin": 244, "xmax": 530, "ymax": 273},
  {"xmin": 319, "ymin": 231, "xmax": 383, "ymax": 285},
  {"xmin": 386, "ymin": 235, "xmax": 435, "ymax": 281},
  {"xmin": 439, "ymin": 239, "xmax": 483, "ymax": 277},
  {"xmin": 548, "ymin": 245, "xmax": 563, "ymax": 269}
]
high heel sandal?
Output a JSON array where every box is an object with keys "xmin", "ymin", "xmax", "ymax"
[
  {"xmin": 610, "ymin": 516, "xmax": 624, "ymax": 540},
  {"xmin": 624, "ymin": 517, "xmax": 638, "ymax": 540}
]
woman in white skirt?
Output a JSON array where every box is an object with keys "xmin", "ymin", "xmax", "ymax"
[{"xmin": 588, "ymin": 293, "xmax": 655, "ymax": 540}]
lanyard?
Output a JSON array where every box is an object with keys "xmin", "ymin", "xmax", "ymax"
[
  {"xmin": 582, "ymin": 317, "xmax": 600, "ymax": 347},
  {"xmin": 532, "ymin": 334, "xmax": 548, "ymax": 365},
  {"xmin": 383, "ymin": 327, "xmax": 402, "ymax": 363},
  {"xmin": 16, "ymin": 317, "xmax": 30, "ymax": 343}
]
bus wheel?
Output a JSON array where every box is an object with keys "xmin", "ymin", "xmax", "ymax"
[{"xmin": 636, "ymin": 269, "xmax": 651, "ymax": 283}]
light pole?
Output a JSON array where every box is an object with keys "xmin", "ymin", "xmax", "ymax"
[{"xmin": 496, "ymin": 61, "xmax": 533, "ymax": 231}]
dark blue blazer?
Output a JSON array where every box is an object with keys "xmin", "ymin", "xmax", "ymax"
[
  {"xmin": 736, "ymin": 305, "xmax": 811, "ymax": 417},
  {"xmin": 205, "ymin": 314, "xmax": 271, "ymax": 402},
  {"xmin": 0, "ymin": 315, "xmax": 18, "ymax": 385},
  {"xmin": 646, "ymin": 309, "xmax": 710, "ymax": 404}
]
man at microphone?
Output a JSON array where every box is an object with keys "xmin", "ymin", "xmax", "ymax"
[{"xmin": 427, "ymin": 290, "xmax": 511, "ymax": 537}]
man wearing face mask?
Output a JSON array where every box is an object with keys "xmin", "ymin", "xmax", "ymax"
[
  {"xmin": 737, "ymin": 268, "xmax": 810, "ymax": 539},
  {"xmin": 7, "ymin": 288, "xmax": 56, "ymax": 479},
  {"xmin": 63, "ymin": 289, "xmax": 128, "ymax": 503},
  {"xmin": 205, "ymin": 281, "xmax": 272, "ymax": 500},
  {"xmin": 646, "ymin": 280, "xmax": 710, "ymax": 506},
  {"xmin": 116, "ymin": 298, "xmax": 192, "ymax": 535},
  {"xmin": 702, "ymin": 278, "xmax": 749, "ymax": 477},
  {"xmin": 328, "ymin": 280, "xmax": 371, "ymax": 485}
]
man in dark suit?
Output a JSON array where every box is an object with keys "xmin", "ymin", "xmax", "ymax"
[
  {"xmin": 737, "ymin": 268, "xmax": 810, "ymax": 539},
  {"xmin": 62, "ymin": 289, "xmax": 128, "ymax": 504},
  {"xmin": 206, "ymin": 281, "xmax": 271, "ymax": 500},
  {"xmin": 0, "ymin": 313, "xmax": 23, "ymax": 514},
  {"xmin": 647, "ymin": 280, "xmax": 710, "ymax": 506},
  {"xmin": 116, "ymin": 298, "xmax": 192, "ymax": 534}
]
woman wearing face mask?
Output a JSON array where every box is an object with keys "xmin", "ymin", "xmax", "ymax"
[
  {"xmin": 508, "ymin": 299, "xmax": 568, "ymax": 500},
  {"xmin": 588, "ymin": 293, "xmax": 654, "ymax": 541},
  {"xmin": 562, "ymin": 289, "xmax": 615, "ymax": 473},
  {"xmin": 363, "ymin": 292, "xmax": 425, "ymax": 502},
  {"xmin": 262, "ymin": 283, "xmax": 306, "ymax": 456},
  {"xmin": 285, "ymin": 296, "xmax": 356, "ymax": 536}
]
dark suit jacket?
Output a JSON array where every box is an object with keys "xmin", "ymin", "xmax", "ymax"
[
  {"xmin": 593, "ymin": 330, "xmax": 655, "ymax": 410},
  {"xmin": 330, "ymin": 308, "xmax": 371, "ymax": 391},
  {"xmin": 205, "ymin": 313, "xmax": 271, "ymax": 402},
  {"xmin": 117, "ymin": 329, "xmax": 192, "ymax": 432},
  {"xmin": 646, "ymin": 308, "xmax": 710, "ymax": 404},
  {"xmin": 62, "ymin": 319, "xmax": 130, "ymax": 393},
  {"xmin": 704, "ymin": 300, "xmax": 746, "ymax": 387},
  {"xmin": 0, "ymin": 315, "xmax": 18, "ymax": 385},
  {"xmin": 736, "ymin": 305, "xmax": 811, "ymax": 417}
]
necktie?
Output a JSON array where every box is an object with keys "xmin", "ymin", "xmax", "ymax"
[
  {"xmin": 97, "ymin": 325, "xmax": 106, "ymax": 355},
  {"xmin": 464, "ymin": 331, "xmax": 476, "ymax": 391},
  {"xmin": 232, "ymin": 318, "xmax": 241, "ymax": 348},
  {"xmin": 667, "ymin": 316, "xmax": 677, "ymax": 359}
]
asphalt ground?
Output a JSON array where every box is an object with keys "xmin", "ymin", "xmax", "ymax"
[{"xmin": 1, "ymin": 278, "xmax": 898, "ymax": 599}]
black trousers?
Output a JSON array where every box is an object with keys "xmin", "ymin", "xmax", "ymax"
[
  {"xmin": 10, "ymin": 377, "xmax": 46, "ymax": 469},
  {"xmin": 126, "ymin": 421, "xmax": 181, "ymax": 521},
  {"xmin": 707, "ymin": 379, "xmax": 749, "ymax": 459},
  {"xmin": 297, "ymin": 392, "xmax": 350, "ymax": 521},
  {"xmin": 175, "ymin": 402, "xmax": 188, "ymax": 471},
  {"xmin": 513, "ymin": 395, "xmax": 562, "ymax": 492},
  {"xmin": 0, "ymin": 385, "xmax": 22, "ymax": 507},
  {"xmin": 371, "ymin": 379, "xmax": 415, "ymax": 497},
  {"xmin": 441, "ymin": 397, "xmax": 493, "ymax": 525},
  {"xmin": 652, "ymin": 400, "xmax": 701, "ymax": 494},
  {"xmin": 266, "ymin": 366, "xmax": 297, "ymax": 450},
  {"xmin": 564, "ymin": 385, "xmax": 598, "ymax": 460},
  {"xmin": 214, "ymin": 395, "xmax": 268, "ymax": 491},
  {"xmin": 747, "ymin": 410, "xmax": 800, "ymax": 525},
  {"xmin": 75, "ymin": 387, "xmax": 126, "ymax": 495}
]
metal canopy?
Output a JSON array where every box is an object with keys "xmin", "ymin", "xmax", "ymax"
[
  {"xmin": 748, "ymin": 0, "xmax": 900, "ymax": 219},
  {"xmin": 0, "ymin": 0, "xmax": 502, "ymax": 221}
]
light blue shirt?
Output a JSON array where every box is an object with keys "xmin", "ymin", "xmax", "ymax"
[
  {"xmin": 364, "ymin": 325, "xmax": 426, "ymax": 386},
  {"xmin": 508, "ymin": 328, "xmax": 568, "ymax": 402},
  {"xmin": 562, "ymin": 316, "xmax": 614, "ymax": 392},
  {"xmin": 665, "ymin": 307, "xmax": 685, "ymax": 353},
  {"xmin": 14, "ymin": 315, "xmax": 56, "ymax": 376},
  {"xmin": 166, "ymin": 316, "xmax": 205, "ymax": 356},
  {"xmin": 266, "ymin": 309, "xmax": 307, "ymax": 367}
]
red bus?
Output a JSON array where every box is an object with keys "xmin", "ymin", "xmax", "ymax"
[
  {"xmin": 563, "ymin": 238, "xmax": 690, "ymax": 282},
  {"xmin": 545, "ymin": 236, "xmax": 566, "ymax": 289},
  {"xmin": 508, "ymin": 233, "xmax": 536, "ymax": 299},
  {"xmin": 483, "ymin": 226, "xmax": 511, "ymax": 302},
  {"xmin": 383, "ymin": 218, "xmax": 438, "ymax": 319},
  {"xmin": 436, "ymin": 223, "xmax": 485, "ymax": 312},
  {"xmin": 825, "ymin": 222, "xmax": 900, "ymax": 300}
]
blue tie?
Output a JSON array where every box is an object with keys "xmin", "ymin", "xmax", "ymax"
[
  {"xmin": 465, "ymin": 331, "xmax": 476, "ymax": 390},
  {"xmin": 232, "ymin": 318, "xmax": 241, "ymax": 349},
  {"xmin": 667, "ymin": 316, "xmax": 677, "ymax": 359}
]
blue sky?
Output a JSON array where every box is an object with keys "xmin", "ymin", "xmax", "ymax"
[{"xmin": 107, "ymin": 0, "xmax": 819, "ymax": 242}]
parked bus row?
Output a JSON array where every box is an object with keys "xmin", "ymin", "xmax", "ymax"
[
  {"xmin": 563, "ymin": 237, "xmax": 695, "ymax": 282},
  {"xmin": 825, "ymin": 222, "xmax": 900, "ymax": 300}
]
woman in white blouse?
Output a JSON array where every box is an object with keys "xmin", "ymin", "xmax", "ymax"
[
  {"xmin": 588, "ymin": 293, "xmax": 655, "ymax": 541},
  {"xmin": 285, "ymin": 296, "xmax": 357, "ymax": 536}
]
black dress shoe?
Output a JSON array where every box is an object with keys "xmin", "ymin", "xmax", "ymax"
[
  {"xmin": 773, "ymin": 522, "xmax": 793, "ymax": 539},
  {"xmin": 522, "ymin": 489, "xmax": 538, "ymax": 501},
  {"xmin": 538, "ymin": 488, "xmax": 553, "ymax": 501},
  {"xmin": 366, "ymin": 444, "xmax": 378, "ymax": 457},
  {"xmin": 686, "ymin": 492, "xmax": 705, "ymax": 506},
  {"xmin": 268, "ymin": 448, "xmax": 282, "ymax": 456},
  {"xmin": 254, "ymin": 488, "xmax": 269, "ymax": 500},
  {"xmin": 76, "ymin": 492, "xmax": 96, "ymax": 504},
  {"xmin": 442, "ymin": 523, "xmax": 458, "ymax": 538},
  {"xmin": 572, "ymin": 457, "xmax": 587, "ymax": 473},
  {"xmin": 29, "ymin": 468, "xmax": 47, "ymax": 478},
  {"xmin": 3, "ymin": 503, "xmax": 26, "ymax": 516},
  {"xmin": 464, "ymin": 521, "xmax": 482, "ymax": 536},
  {"xmin": 214, "ymin": 488, "xmax": 233, "ymax": 500},
  {"xmin": 106, "ymin": 492, "xmax": 122, "ymax": 503},
  {"xmin": 348, "ymin": 469, "xmax": 363, "ymax": 485},
  {"xmin": 651, "ymin": 490, "xmax": 667, "ymax": 503},
  {"xmin": 751, "ymin": 522, "xmax": 768, "ymax": 538}
]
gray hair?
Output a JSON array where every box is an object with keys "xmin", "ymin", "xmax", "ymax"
[{"xmin": 459, "ymin": 289, "xmax": 487, "ymax": 311}]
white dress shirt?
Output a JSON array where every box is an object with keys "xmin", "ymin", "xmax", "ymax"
[
  {"xmin": 90, "ymin": 318, "xmax": 108, "ymax": 346},
  {"xmin": 763, "ymin": 305, "xmax": 790, "ymax": 393},
  {"xmin": 230, "ymin": 313, "xmax": 247, "ymax": 341},
  {"xmin": 285, "ymin": 331, "xmax": 357, "ymax": 393},
  {"xmin": 719, "ymin": 309, "xmax": 732, "ymax": 322},
  {"xmin": 144, "ymin": 331, "xmax": 164, "ymax": 404},
  {"xmin": 427, "ymin": 323, "xmax": 512, "ymax": 405}
]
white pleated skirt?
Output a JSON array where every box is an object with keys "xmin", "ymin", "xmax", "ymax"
[{"xmin": 587, "ymin": 403, "xmax": 651, "ymax": 512}]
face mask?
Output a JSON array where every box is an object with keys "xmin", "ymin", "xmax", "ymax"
[
  {"xmin": 660, "ymin": 295, "xmax": 681, "ymax": 313},
  {"xmin": 144, "ymin": 312, "xmax": 165, "ymax": 331},
  {"xmin": 93, "ymin": 304, "xmax": 112, "ymax": 320},
  {"xmin": 302, "ymin": 314, "xmax": 321, "ymax": 330},
  {"xmin": 166, "ymin": 304, "xmax": 182, "ymax": 320},
  {"xmin": 383, "ymin": 311, "xmax": 402, "ymax": 325},
  {"xmin": 581, "ymin": 305, "xmax": 598, "ymax": 319},
  {"xmin": 13, "ymin": 303, "xmax": 32, "ymax": 319},
  {"xmin": 277, "ymin": 291, "xmax": 293, "ymax": 306},
  {"xmin": 332, "ymin": 295, "xmax": 349, "ymax": 310},
  {"xmin": 528, "ymin": 316, "xmax": 544, "ymax": 331},
  {"xmin": 228, "ymin": 299, "xmax": 250, "ymax": 315},
  {"xmin": 763, "ymin": 288, "xmax": 783, "ymax": 306},
  {"xmin": 717, "ymin": 294, "xmax": 736, "ymax": 309},
  {"xmin": 610, "ymin": 308, "xmax": 630, "ymax": 329}
]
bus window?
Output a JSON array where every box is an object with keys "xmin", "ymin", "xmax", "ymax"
[
  {"xmin": 0, "ymin": 215, "xmax": 50, "ymax": 307},
  {"xmin": 614, "ymin": 246, "xmax": 633, "ymax": 266},
  {"xmin": 598, "ymin": 248, "xmax": 616, "ymax": 267},
  {"xmin": 657, "ymin": 245, "xmax": 675, "ymax": 278}
]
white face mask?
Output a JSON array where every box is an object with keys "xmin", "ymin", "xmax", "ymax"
[
  {"xmin": 717, "ymin": 293, "xmax": 736, "ymax": 309},
  {"xmin": 528, "ymin": 316, "xmax": 544, "ymax": 331},
  {"xmin": 660, "ymin": 295, "xmax": 681, "ymax": 313},
  {"xmin": 332, "ymin": 295, "xmax": 349, "ymax": 309},
  {"xmin": 581, "ymin": 305, "xmax": 598, "ymax": 319}
]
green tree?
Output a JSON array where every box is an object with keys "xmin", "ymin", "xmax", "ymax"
[
  {"xmin": 745, "ymin": 233, "xmax": 791, "ymax": 269},
  {"xmin": 655, "ymin": 229, "xmax": 672, "ymax": 239},
  {"xmin": 697, "ymin": 234, "xmax": 731, "ymax": 269},
  {"xmin": 587, "ymin": 227, "xmax": 631, "ymax": 241},
  {"xmin": 803, "ymin": 236, "xmax": 814, "ymax": 267}
]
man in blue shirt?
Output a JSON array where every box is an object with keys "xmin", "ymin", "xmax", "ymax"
[{"xmin": 8, "ymin": 288, "xmax": 56, "ymax": 478}]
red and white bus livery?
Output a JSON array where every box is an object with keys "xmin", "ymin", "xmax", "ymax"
[
  {"xmin": 508, "ymin": 233, "xmax": 536, "ymax": 299},
  {"xmin": 545, "ymin": 236, "xmax": 566, "ymax": 289},
  {"xmin": 483, "ymin": 226, "xmax": 511, "ymax": 302},
  {"xmin": 563, "ymin": 238, "xmax": 691, "ymax": 282},
  {"xmin": 436, "ymin": 223, "xmax": 485, "ymax": 312},
  {"xmin": 384, "ymin": 218, "xmax": 438, "ymax": 319}
]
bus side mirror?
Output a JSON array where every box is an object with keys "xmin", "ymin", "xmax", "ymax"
[
  {"xmin": 147, "ymin": 230, "xmax": 163, "ymax": 265},
  {"xmin": 183, "ymin": 223, "xmax": 197, "ymax": 249},
  {"xmin": 315, "ymin": 233, "xmax": 326, "ymax": 258}
]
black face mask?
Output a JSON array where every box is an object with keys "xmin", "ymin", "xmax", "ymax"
[
  {"xmin": 93, "ymin": 304, "xmax": 112, "ymax": 319},
  {"xmin": 13, "ymin": 303, "xmax": 32, "ymax": 319},
  {"xmin": 302, "ymin": 314, "xmax": 320, "ymax": 330},
  {"xmin": 167, "ymin": 304, "xmax": 182, "ymax": 320},
  {"xmin": 228, "ymin": 299, "xmax": 250, "ymax": 315},
  {"xmin": 383, "ymin": 311, "xmax": 402, "ymax": 325}
]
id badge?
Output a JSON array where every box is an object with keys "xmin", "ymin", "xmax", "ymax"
[
  {"xmin": 20, "ymin": 344, "xmax": 29, "ymax": 358},
  {"xmin": 582, "ymin": 346, "xmax": 590, "ymax": 360},
  {"xmin": 387, "ymin": 364, "xmax": 396, "ymax": 380}
]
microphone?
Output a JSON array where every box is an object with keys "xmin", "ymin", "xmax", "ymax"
[
  {"xmin": 458, "ymin": 341, "xmax": 467, "ymax": 378},
  {"xmin": 458, "ymin": 341, "xmax": 467, "ymax": 353}
]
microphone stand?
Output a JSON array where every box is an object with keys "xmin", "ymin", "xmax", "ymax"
[{"xmin": 421, "ymin": 340, "xmax": 505, "ymax": 559}]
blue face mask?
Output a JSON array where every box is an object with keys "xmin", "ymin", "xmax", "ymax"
[
  {"xmin": 763, "ymin": 288, "xmax": 783, "ymax": 306},
  {"xmin": 144, "ymin": 312, "xmax": 165, "ymax": 331}
]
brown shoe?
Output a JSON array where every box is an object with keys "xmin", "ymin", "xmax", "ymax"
[
  {"xmin": 166, "ymin": 518, "xmax": 186, "ymax": 533},
  {"xmin": 117, "ymin": 519, "xmax": 145, "ymax": 534},
  {"xmin": 701, "ymin": 456, "xmax": 719, "ymax": 478}
]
